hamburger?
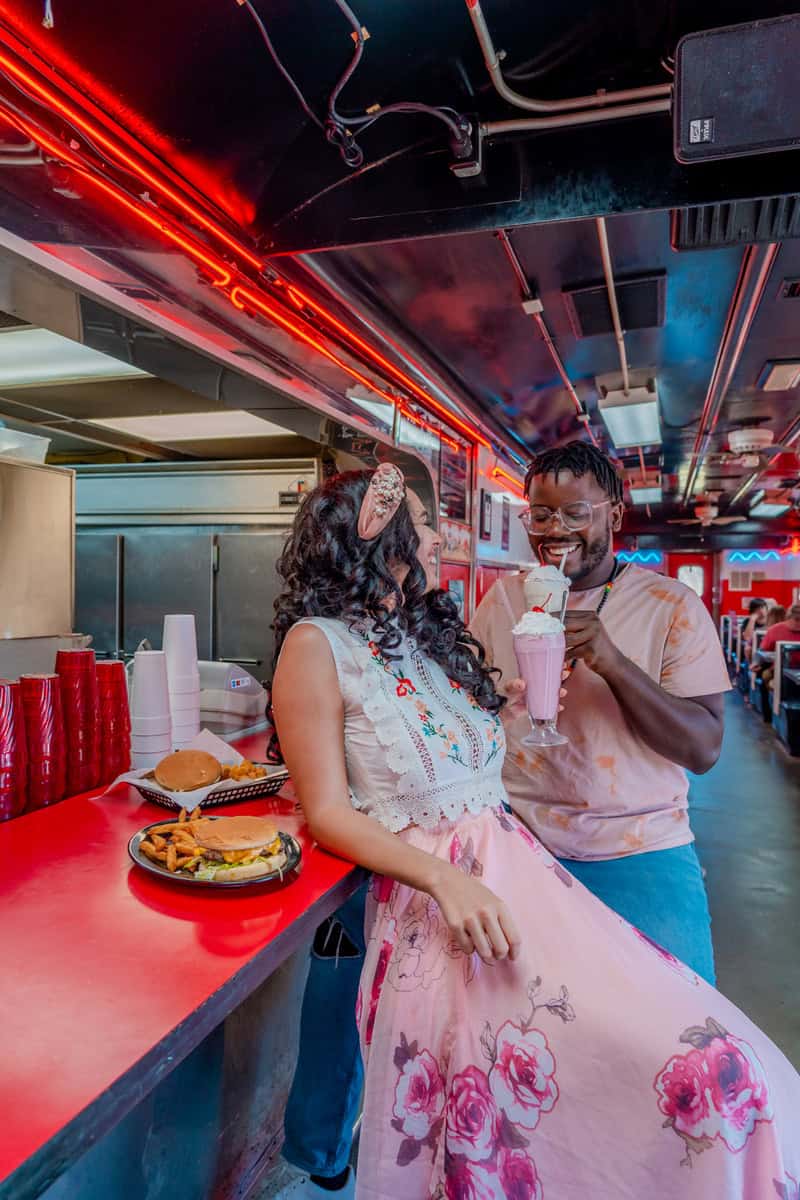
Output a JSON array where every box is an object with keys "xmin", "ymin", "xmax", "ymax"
[
  {"xmin": 190, "ymin": 815, "xmax": 287, "ymax": 882},
  {"xmin": 154, "ymin": 750, "xmax": 222, "ymax": 792}
]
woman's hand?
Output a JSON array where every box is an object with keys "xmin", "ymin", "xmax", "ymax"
[
  {"xmin": 504, "ymin": 676, "xmax": 568, "ymax": 715},
  {"xmin": 430, "ymin": 864, "xmax": 521, "ymax": 964}
]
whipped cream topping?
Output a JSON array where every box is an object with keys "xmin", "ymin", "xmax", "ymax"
[
  {"xmin": 513, "ymin": 610, "xmax": 564, "ymax": 636},
  {"xmin": 526, "ymin": 564, "xmax": 570, "ymax": 585},
  {"xmin": 524, "ymin": 564, "xmax": 571, "ymax": 613}
]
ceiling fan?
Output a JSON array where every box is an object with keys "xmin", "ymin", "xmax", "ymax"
[{"xmin": 667, "ymin": 494, "xmax": 743, "ymax": 527}]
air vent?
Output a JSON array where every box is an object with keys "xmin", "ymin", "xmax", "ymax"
[
  {"xmin": 562, "ymin": 272, "xmax": 666, "ymax": 338},
  {"xmin": 781, "ymin": 279, "xmax": 800, "ymax": 299},
  {"xmin": 671, "ymin": 197, "xmax": 800, "ymax": 250}
]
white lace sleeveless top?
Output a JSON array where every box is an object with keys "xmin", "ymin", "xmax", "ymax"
[{"xmin": 299, "ymin": 617, "xmax": 507, "ymax": 833}]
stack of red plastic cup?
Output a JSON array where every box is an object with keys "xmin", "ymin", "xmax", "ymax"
[
  {"xmin": 19, "ymin": 674, "xmax": 67, "ymax": 810},
  {"xmin": 96, "ymin": 660, "xmax": 132, "ymax": 785},
  {"xmin": 56, "ymin": 648, "xmax": 100, "ymax": 795},
  {"xmin": 0, "ymin": 680, "xmax": 28, "ymax": 821}
]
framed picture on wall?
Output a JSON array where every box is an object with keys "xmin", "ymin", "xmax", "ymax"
[
  {"xmin": 479, "ymin": 490, "xmax": 492, "ymax": 541},
  {"xmin": 501, "ymin": 497, "xmax": 510, "ymax": 551},
  {"xmin": 440, "ymin": 520, "xmax": 471, "ymax": 563}
]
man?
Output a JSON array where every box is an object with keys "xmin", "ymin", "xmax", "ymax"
[
  {"xmin": 760, "ymin": 602, "xmax": 800, "ymax": 653},
  {"xmin": 471, "ymin": 440, "xmax": 730, "ymax": 983}
]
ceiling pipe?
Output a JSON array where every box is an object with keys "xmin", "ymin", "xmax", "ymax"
[
  {"xmin": 494, "ymin": 229, "xmax": 599, "ymax": 447},
  {"xmin": 681, "ymin": 242, "xmax": 780, "ymax": 506},
  {"xmin": 481, "ymin": 97, "xmax": 671, "ymax": 138},
  {"xmin": 729, "ymin": 412, "xmax": 800, "ymax": 507},
  {"xmin": 595, "ymin": 217, "xmax": 630, "ymax": 395},
  {"xmin": 465, "ymin": 0, "xmax": 672, "ymax": 115}
]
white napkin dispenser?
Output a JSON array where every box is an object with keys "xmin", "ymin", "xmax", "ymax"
[{"xmin": 197, "ymin": 661, "xmax": 267, "ymax": 719}]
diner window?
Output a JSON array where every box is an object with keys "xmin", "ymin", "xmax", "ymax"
[{"xmin": 677, "ymin": 564, "xmax": 705, "ymax": 599}]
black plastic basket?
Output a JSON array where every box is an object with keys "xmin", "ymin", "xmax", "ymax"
[{"xmin": 132, "ymin": 767, "xmax": 290, "ymax": 810}]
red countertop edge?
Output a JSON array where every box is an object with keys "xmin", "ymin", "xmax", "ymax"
[{"xmin": 0, "ymin": 732, "xmax": 365, "ymax": 1200}]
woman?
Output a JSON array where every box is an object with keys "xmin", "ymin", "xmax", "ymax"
[
  {"xmin": 767, "ymin": 604, "xmax": 787, "ymax": 628},
  {"xmin": 742, "ymin": 597, "xmax": 768, "ymax": 664},
  {"xmin": 271, "ymin": 466, "xmax": 800, "ymax": 1200}
]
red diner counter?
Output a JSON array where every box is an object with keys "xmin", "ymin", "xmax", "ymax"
[{"xmin": 0, "ymin": 731, "xmax": 365, "ymax": 1200}]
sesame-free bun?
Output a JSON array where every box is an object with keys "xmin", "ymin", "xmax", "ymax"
[
  {"xmin": 209, "ymin": 857, "xmax": 287, "ymax": 882},
  {"xmin": 154, "ymin": 749, "xmax": 222, "ymax": 792},
  {"xmin": 192, "ymin": 815, "xmax": 279, "ymax": 852}
]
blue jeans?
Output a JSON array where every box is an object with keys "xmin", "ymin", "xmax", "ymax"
[
  {"xmin": 556, "ymin": 842, "xmax": 716, "ymax": 986},
  {"xmin": 282, "ymin": 843, "xmax": 715, "ymax": 1178}
]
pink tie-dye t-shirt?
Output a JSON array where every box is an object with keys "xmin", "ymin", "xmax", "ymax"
[{"xmin": 470, "ymin": 564, "xmax": 731, "ymax": 861}]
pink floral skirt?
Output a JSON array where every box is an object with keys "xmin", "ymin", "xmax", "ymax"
[{"xmin": 354, "ymin": 807, "xmax": 800, "ymax": 1199}]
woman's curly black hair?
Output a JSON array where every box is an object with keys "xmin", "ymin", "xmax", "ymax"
[{"xmin": 267, "ymin": 470, "xmax": 503, "ymax": 761}]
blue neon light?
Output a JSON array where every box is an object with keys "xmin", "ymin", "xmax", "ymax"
[
  {"xmin": 729, "ymin": 550, "xmax": 780, "ymax": 564},
  {"xmin": 617, "ymin": 551, "xmax": 663, "ymax": 565}
]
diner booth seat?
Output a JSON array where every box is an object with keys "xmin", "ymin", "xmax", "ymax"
[{"xmin": 774, "ymin": 643, "xmax": 800, "ymax": 757}]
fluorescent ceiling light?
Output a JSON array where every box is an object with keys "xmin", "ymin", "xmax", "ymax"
[
  {"xmin": 749, "ymin": 500, "xmax": 791, "ymax": 518},
  {"xmin": 630, "ymin": 484, "xmax": 663, "ymax": 505},
  {"xmin": 89, "ymin": 411, "xmax": 294, "ymax": 441},
  {"xmin": 0, "ymin": 327, "xmax": 149, "ymax": 386},
  {"xmin": 598, "ymin": 382, "xmax": 661, "ymax": 448}
]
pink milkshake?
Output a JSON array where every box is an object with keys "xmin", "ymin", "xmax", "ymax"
[{"xmin": 513, "ymin": 610, "xmax": 568, "ymax": 747}]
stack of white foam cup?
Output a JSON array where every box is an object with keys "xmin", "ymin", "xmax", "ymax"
[
  {"xmin": 130, "ymin": 650, "xmax": 172, "ymax": 769},
  {"xmin": 163, "ymin": 614, "xmax": 201, "ymax": 748}
]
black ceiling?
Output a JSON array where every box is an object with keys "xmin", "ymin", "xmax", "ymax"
[{"xmin": 0, "ymin": 0, "xmax": 798, "ymax": 542}]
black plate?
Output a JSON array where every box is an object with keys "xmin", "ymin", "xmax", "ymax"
[{"xmin": 128, "ymin": 819, "xmax": 302, "ymax": 889}]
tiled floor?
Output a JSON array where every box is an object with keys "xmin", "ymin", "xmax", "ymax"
[{"xmin": 691, "ymin": 690, "xmax": 800, "ymax": 1066}]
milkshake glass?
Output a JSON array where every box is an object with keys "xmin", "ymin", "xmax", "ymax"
[{"xmin": 512, "ymin": 610, "xmax": 568, "ymax": 747}]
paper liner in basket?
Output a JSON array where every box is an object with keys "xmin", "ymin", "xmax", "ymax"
[{"xmin": 105, "ymin": 728, "xmax": 272, "ymax": 811}]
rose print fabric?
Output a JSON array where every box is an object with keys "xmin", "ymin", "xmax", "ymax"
[
  {"xmin": 300, "ymin": 619, "xmax": 799, "ymax": 1197},
  {"xmin": 470, "ymin": 565, "xmax": 732, "ymax": 860},
  {"xmin": 356, "ymin": 809, "xmax": 800, "ymax": 1198}
]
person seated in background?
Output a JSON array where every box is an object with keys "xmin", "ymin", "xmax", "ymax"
[
  {"xmin": 767, "ymin": 604, "xmax": 787, "ymax": 625},
  {"xmin": 755, "ymin": 604, "xmax": 800, "ymax": 698},
  {"xmin": 760, "ymin": 602, "xmax": 800, "ymax": 654},
  {"xmin": 741, "ymin": 597, "xmax": 768, "ymax": 663}
]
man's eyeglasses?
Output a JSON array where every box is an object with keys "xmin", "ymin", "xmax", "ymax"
[{"xmin": 519, "ymin": 500, "xmax": 611, "ymax": 533}]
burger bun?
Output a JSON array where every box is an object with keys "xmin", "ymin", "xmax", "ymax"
[
  {"xmin": 212, "ymin": 853, "xmax": 288, "ymax": 883},
  {"xmin": 193, "ymin": 815, "xmax": 279, "ymax": 852},
  {"xmin": 154, "ymin": 750, "xmax": 222, "ymax": 792}
]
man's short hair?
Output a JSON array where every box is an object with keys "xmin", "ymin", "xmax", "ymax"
[{"xmin": 525, "ymin": 441, "xmax": 624, "ymax": 505}]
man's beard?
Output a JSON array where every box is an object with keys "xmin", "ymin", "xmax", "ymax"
[{"xmin": 570, "ymin": 526, "xmax": 612, "ymax": 585}]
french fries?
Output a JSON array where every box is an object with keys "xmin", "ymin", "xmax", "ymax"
[
  {"xmin": 221, "ymin": 760, "xmax": 268, "ymax": 782},
  {"xmin": 139, "ymin": 804, "xmax": 204, "ymax": 873}
]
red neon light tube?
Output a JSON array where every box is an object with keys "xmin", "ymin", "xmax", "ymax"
[
  {"xmin": 491, "ymin": 466, "xmax": 526, "ymax": 498},
  {"xmin": 0, "ymin": 48, "xmax": 263, "ymax": 272},
  {"xmin": 0, "ymin": 40, "xmax": 491, "ymax": 449},
  {"xmin": 231, "ymin": 286, "xmax": 400, "ymax": 407},
  {"xmin": 4, "ymin": 111, "xmax": 232, "ymax": 288},
  {"xmin": 281, "ymin": 283, "xmax": 490, "ymax": 448}
]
